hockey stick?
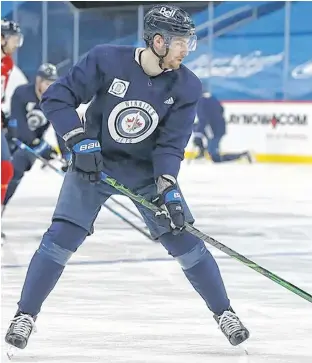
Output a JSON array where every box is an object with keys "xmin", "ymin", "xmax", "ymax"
[
  {"xmin": 13, "ymin": 139, "xmax": 152, "ymax": 241},
  {"xmin": 100, "ymin": 171, "xmax": 312, "ymax": 304},
  {"xmin": 13, "ymin": 138, "xmax": 65, "ymax": 177}
]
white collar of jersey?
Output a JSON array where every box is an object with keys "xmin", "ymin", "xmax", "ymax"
[
  {"xmin": 134, "ymin": 47, "xmax": 144, "ymax": 64},
  {"xmin": 134, "ymin": 48, "xmax": 173, "ymax": 73}
]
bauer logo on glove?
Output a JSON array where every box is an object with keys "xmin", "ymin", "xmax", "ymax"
[
  {"xmin": 66, "ymin": 134, "xmax": 104, "ymax": 183},
  {"xmin": 78, "ymin": 141, "xmax": 101, "ymax": 152}
]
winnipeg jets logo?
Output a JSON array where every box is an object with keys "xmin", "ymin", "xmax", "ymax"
[{"xmin": 108, "ymin": 100, "xmax": 159, "ymax": 144}]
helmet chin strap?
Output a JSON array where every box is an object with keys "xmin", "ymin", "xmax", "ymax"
[{"xmin": 150, "ymin": 44, "xmax": 170, "ymax": 70}]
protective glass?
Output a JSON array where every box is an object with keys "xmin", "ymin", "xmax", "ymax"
[{"xmin": 167, "ymin": 34, "xmax": 197, "ymax": 52}]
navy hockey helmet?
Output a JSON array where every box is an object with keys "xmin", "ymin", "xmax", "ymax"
[
  {"xmin": 143, "ymin": 5, "xmax": 196, "ymax": 66},
  {"xmin": 1, "ymin": 18, "xmax": 24, "ymax": 47},
  {"xmin": 37, "ymin": 63, "xmax": 58, "ymax": 81}
]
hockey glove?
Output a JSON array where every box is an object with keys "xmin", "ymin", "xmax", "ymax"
[
  {"xmin": 153, "ymin": 175, "xmax": 185, "ymax": 235},
  {"xmin": 65, "ymin": 133, "xmax": 104, "ymax": 183},
  {"xmin": 31, "ymin": 139, "xmax": 58, "ymax": 161}
]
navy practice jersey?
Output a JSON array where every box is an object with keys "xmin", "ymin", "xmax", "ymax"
[
  {"xmin": 41, "ymin": 45, "xmax": 202, "ymax": 188},
  {"xmin": 10, "ymin": 83, "xmax": 50, "ymax": 145},
  {"xmin": 195, "ymin": 95, "xmax": 226, "ymax": 138}
]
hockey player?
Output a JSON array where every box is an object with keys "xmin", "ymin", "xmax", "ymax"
[
  {"xmin": 2, "ymin": 63, "xmax": 65, "ymax": 212},
  {"xmin": 193, "ymin": 92, "xmax": 252, "ymax": 162},
  {"xmin": 5, "ymin": 5, "xmax": 249, "ymax": 351},
  {"xmin": 1, "ymin": 19, "xmax": 24, "ymax": 243}
]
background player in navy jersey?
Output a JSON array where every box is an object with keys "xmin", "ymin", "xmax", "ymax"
[
  {"xmin": 193, "ymin": 92, "xmax": 253, "ymax": 163},
  {"xmin": 5, "ymin": 5, "xmax": 249, "ymax": 351},
  {"xmin": 2, "ymin": 63, "xmax": 66, "ymax": 217}
]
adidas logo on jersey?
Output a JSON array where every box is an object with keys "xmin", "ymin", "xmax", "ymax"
[{"xmin": 164, "ymin": 97, "xmax": 174, "ymax": 105}]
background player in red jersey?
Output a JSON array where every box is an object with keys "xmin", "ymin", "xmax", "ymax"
[{"xmin": 1, "ymin": 18, "xmax": 24, "ymax": 243}]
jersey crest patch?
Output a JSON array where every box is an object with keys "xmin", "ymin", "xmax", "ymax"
[
  {"xmin": 108, "ymin": 78, "xmax": 130, "ymax": 98},
  {"xmin": 108, "ymin": 100, "xmax": 159, "ymax": 143}
]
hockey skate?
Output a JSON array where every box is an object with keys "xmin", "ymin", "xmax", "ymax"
[
  {"xmin": 5, "ymin": 312, "xmax": 37, "ymax": 350},
  {"xmin": 214, "ymin": 307, "xmax": 250, "ymax": 346}
]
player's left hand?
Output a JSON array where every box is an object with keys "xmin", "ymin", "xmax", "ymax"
[{"xmin": 153, "ymin": 175, "xmax": 185, "ymax": 235}]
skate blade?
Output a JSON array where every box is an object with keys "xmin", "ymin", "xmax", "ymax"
[
  {"xmin": 239, "ymin": 343, "xmax": 248, "ymax": 355},
  {"xmin": 236, "ymin": 343, "xmax": 249, "ymax": 363},
  {"xmin": 7, "ymin": 344, "xmax": 17, "ymax": 360}
]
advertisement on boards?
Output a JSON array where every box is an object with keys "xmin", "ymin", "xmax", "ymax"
[
  {"xmin": 186, "ymin": 102, "xmax": 312, "ymax": 163},
  {"xmin": 222, "ymin": 102, "xmax": 312, "ymax": 162}
]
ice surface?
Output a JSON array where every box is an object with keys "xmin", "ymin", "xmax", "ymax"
[{"xmin": 1, "ymin": 161, "xmax": 312, "ymax": 362}]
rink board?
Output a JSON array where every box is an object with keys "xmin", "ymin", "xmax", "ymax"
[
  {"xmin": 186, "ymin": 101, "xmax": 312, "ymax": 163},
  {"xmin": 4, "ymin": 68, "xmax": 312, "ymax": 163}
]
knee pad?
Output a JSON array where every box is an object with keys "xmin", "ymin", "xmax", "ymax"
[
  {"xmin": 37, "ymin": 219, "xmax": 89, "ymax": 266},
  {"xmin": 160, "ymin": 232, "xmax": 208, "ymax": 270},
  {"xmin": 175, "ymin": 239, "xmax": 208, "ymax": 270}
]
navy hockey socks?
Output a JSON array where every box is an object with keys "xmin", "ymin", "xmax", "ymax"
[
  {"xmin": 160, "ymin": 232, "xmax": 230, "ymax": 315},
  {"xmin": 183, "ymin": 251, "xmax": 230, "ymax": 315}
]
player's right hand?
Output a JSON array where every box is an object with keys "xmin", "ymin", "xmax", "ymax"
[{"xmin": 65, "ymin": 133, "xmax": 104, "ymax": 183}]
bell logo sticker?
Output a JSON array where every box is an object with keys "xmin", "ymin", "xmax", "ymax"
[{"xmin": 159, "ymin": 7, "xmax": 176, "ymax": 18}]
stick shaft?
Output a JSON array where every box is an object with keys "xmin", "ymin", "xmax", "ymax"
[{"xmin": 101, "ymin": 171, "xmax": 312, "ymax": 304}]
